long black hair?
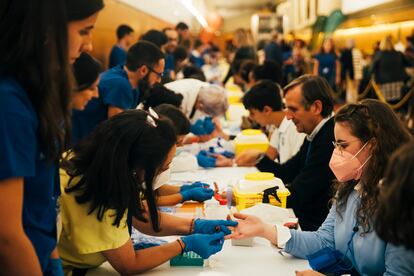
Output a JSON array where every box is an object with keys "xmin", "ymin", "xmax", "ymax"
[
  {"xmin": 62, "ymin": 110, "xmax": 177, "ymax": 230},
  {"xmin": 0, "ymin": 0, "xmax": 72, "ymax": 161}
]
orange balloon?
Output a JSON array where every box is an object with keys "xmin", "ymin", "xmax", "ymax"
[{"xmin": 206, "ymin": 12, "xmax": 223, "ymax": 31}]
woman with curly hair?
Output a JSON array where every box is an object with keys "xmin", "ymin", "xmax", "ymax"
[{"xmin": 229, "ymin": 99, "xmax": 414, "ymax": 275}]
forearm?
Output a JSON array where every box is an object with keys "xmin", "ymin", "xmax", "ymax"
[
  {"xmin": 265, "ymin": 146, "xmax": 278, "ymax": 161},
  {"xmin": 157, "ymin": 194, "xmax": 183, "ymax": 206},
  {"xmin": 133, "ymin": 212, "xmax": 192, "ymax": 236},
  {"xmin": 128, "ymin": 241, "xmax": 182, "ymax": 274},
  {"xmin": 157, "ymin": 185, "xmax": 180, "ymax": 196},
  {"xmin": 259, "ymin": 224, "xmax": 278, "ymax": 245},
  {"xmin": 0, "ymin": 232, "xmax": 42, "ymax": 275}
]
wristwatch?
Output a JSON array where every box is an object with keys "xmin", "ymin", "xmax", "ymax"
[{"xmin": 255, "ymin": 153, "xmax": 266, "ymax": 165}]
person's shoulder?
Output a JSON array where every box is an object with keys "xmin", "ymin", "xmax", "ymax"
[
  {"xmin": 0, "ymin": 75, "xmax": 35, "ymax": 117},
  {"xmin": 99, "ymin": 67, "xmax": 129, "ymax": 87}
]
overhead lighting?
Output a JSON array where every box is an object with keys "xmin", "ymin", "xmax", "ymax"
[{"xmin": 180, "ymin": 0, "xmax": 208, "ymax": 28}]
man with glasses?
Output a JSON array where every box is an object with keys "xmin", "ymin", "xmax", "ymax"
[
  {"xmin": 71, "ymin": 41, "xmax": 165, "ymax": 144},
  {"xmin": 253, "ymin": 75, "xmax": 335, "ymax": 231}
]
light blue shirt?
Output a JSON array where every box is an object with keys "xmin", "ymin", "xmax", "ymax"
[{"xmin": 285, "ymin": 190, "xmax": 414, "ymax": 275}]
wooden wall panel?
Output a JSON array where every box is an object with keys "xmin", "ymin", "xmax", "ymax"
[{"xmin": 91, "ymin": 0, "xmax": 172, "ymax": 68}]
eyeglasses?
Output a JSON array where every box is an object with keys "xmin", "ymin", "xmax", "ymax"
[
  {"xmin": 147, "ymin": 66, "xmax": 164, "ymax": 79},
  {"xmin": 332, "ymin": 139, "xmax": 360, "ymax": 153}
]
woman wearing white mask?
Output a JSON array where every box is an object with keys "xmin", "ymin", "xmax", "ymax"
[{"xmin": 229, "ymin": 99, "xmax": 414, "ymax": 275}]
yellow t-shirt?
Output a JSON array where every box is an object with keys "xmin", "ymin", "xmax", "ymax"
[{"xmin": 58, "ymin": 169, "xmax": 130, "ymax": 274}]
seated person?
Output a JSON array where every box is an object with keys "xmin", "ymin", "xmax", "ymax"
[
  {"xmin": 230, "ymin": 100, "xmax": 414, "ymax": 275},
  {"xmin": 58, "ymin": 110, "xmax": 237, "ymax": 275},
  {"xmin": 236, "ymin": 80, "xmax": 305, "ymax": 165},
  {"xmin": 71, "ymin": 52, "xmax": 102, "ymax": 144},
  {"xmin": 241, "ymin": 75, "xmax": 336, "ymax": 230}
]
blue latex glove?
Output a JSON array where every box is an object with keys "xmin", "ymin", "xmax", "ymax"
[
  {"xmin": 180, "ymin": 181, "xmax": 210, "ymax": 192},
  {"xmin": 181, "ymin": 232, "xmax": 225, "ymax": 259},
  {"xmin": 196, "ymin": 151, "xmax": 216, "ymax": 168},
  {"xmin": 193, "ymin": 218, "xmax": 238, "ymax": 236},
  {"xmin": 44, "ymin": 258, "xmax": 64, "ymax": 276},
  {"xmin": 203, "ymin": 117, "xmax": 215, "ymax": 135},
  {"xmin": 190, "ymin": 119, "xmax": 207, "ymax": 135},
  {"xmin": 208, "ymin": 147, "xmax": 235, "ymax": 159},
  {"xmin": 180, "ymin": 187, "xmax": 214, "ymax": 202}
]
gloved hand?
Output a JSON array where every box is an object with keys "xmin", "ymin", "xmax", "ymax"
[
  {"xmin": 193, "ymin": 218, "xmax": 238, "ymax": 235},
  {"xmin": 181, "ymin": 232, "xmax": 225, "ymax": 259},
  {"xmin": 180, "ymin": 181, "xmax": 210, "ymax": 192},
  {"xmin": 196, "ymin": 151, "xmax": 217, "ymax": 168},
  {"xmin": 190, "ymin": 119, "xmax": 207, "ymax": 136},
  {"xmin": 208, "ymin": 147, "xmax": 235, "ymax": 159},
  {"xmin": 203, "ymin": 117, "xmax": 215, "ymax": 135},
  {"xmin": 180, "ymin": 187, "xmax": 214, "ymax": 202}
]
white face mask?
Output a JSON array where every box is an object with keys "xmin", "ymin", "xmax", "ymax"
[{"xmin": 152, "ymin": 168, "xmax": 171, "ymax": 190}]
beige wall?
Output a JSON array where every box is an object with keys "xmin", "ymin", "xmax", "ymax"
[{"xmin": 91, "ymin": 0, "xmax": 172, "ymax": 68}]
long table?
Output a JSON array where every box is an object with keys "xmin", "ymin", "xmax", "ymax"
[{"xmin": 87, "ymin": 166, "xmax": 310, "ymax": 275}]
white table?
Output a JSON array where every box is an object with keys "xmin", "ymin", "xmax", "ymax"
[
  {"xmin": 87, "ymin": 167, "xmax": 310, "ymax": 275},
  {"xmin": 88, "ymin": 238, "xmax": 310, "ymax": 276}
]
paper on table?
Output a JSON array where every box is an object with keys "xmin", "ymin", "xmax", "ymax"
[{"xmin": 240, "ymin": 203, "xmax": 293, "ymax": 225}]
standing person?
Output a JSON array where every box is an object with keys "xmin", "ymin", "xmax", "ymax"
[
  {"xmin": 0, "ymin": 0, "xmax": 103, "ymax": 275},
  {"xmin": 369, "ymin": 35, "xmax": 411, "ymax": 102},
  {"xmin": 176, "ymin": 22, "xmax": 191, "ymax": 50},
  {"xmin": 238, "ymin": 75, "xmax": 335, "ymax": 231},
  {"xmin": 71, "ymin": 41, "xmax": 165, "ymax": 144},
  {"xmin": 313, "ymin": 38, "xmax": 341, "ymax": 91},
  {"xmin": 162, "ymin": 27, "xmax": 180, "ymax": 80},
  {"xmin": 264, "ymin": 31, "xmax": 283, "ymax": 68},
  {"xmin": 340, "ymin": 39, "xmax": 363, "ymax": 103},
  {"xmin": 232, "ymin": 100, "xmax": 414, "ymax": 275},
  {"xmin": 108, "ymin": 24, "xmax": 134, "ymax": 68}
]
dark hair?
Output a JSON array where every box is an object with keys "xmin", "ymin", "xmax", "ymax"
[
  {"xmin": 333, "ymin": 100, "xmax": 412, "ymax": 233},
  {"xmin": 66, "ymin": 0, "xmax": 104, "ymax": 21},
  {"xmin": 239, "ymin": 60, "xmax": 257, "ymax": 83},
  {"xmin": 231, "ymin": 59, "xmax": 255, "ymax": 79},
  {"xmin": 176, "ymin": 22, "xmax": 189, "ymax": 30},
  {"xmin": 140, "ymin": 29, "xmax": 167, "ymax": 49},
  {"xmin": 73, "ymin": 53, "xmax": 102, "ymax": 91},
  {"xmin": 63, "ymin": 110, "xmax": 177, "ymax": 230},
  {"xmin": 155, "ymin": 104, "xmax": 190, "ymax": 136},
  {"xmin": 253, "ymin": 60, "xmax": 282, "ymax": 85},
  {"xmin": 320, "ymin": 38, "xmax": 336, "ymax": 56},
  {"xmin": 375, "ymin": 142, "xmax": 414, "ymax": 250},
  {"xmin": 194, "ymin": 39, "xmax": 203, "ymax": 49},
  {"xmin": 142, "ymin": 84, "xmax": 183, "ymax": 110},
  {"xmin": 126, "ymin": 41, "xmax": 164, "ymax": 71},
  {"xmin": 284, "ymin": 75, "xmax": 334, "ymax": 118},
  {"xmin": 182, "ymin": 65, "xmax": 206, "ymax": 81},
  {"xmin": 243, "ymin": 80, "xmax": 283, "ymax": 111},
  {"xmin": 116, "ymin": 24, "xmax": 134, "ymax": 40},
  {"xmin": 173, "ymin": 46, "xmax": 188, "ymax": 63},
  {"xmin": 0, "ymin": 0, "xmax": 74, "ymax": 161}
]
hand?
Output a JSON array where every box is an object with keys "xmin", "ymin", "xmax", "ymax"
[
  {"xmin": 180, "ymin": 182, "xmax": 210, "ymax": 192},
  {"xmin": 180, "ymin": 187, "xmax": 214, "ymax": 202},
  {"xmin": 190, "ymin": 119, "xmax": 207, "ymax": 136},
  {"xmin": 227, "ymin": 213, "xmax": 266, "ymax": 239},
  {"xmin": 213, "ymin": 154, "xmax": 233, "ymax": 167},
  {"xmin": 181, "ymin": 232, "xmax": 225, "ymax": 259},
  {"xmin": 196, "ymin": 151, "xmax": 216, "ymax": 168},
  {"xmin": 193, "ymin": 218, "xmax": 238, "ymax": 236},
  {"xmin": 235, "ymin": 150, "xmax": 262, "ymax": 166},
  {"xmin": 295, "ymin": 270, "xmax": 325, "ymax": 276},
  {"xmin": 203, "ymin": 117, "xmax": 215, "ymax": 135}
]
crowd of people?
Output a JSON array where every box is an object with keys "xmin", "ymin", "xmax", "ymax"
[{"xmin": 1, "ymin": 0, "xmax": 414, "ymax": 275}]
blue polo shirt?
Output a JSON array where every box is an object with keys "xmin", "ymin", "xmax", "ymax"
[
  {"xmin": 0, "ymin": 74, "xmax": 59, "ymax": 271},
  {"xmin": 109, "ymin": 45, "xmax": 127, "ymax": 68},
  {"xmin": 71, "ymin": 65, "xmax": 140, "ymax": 144}
]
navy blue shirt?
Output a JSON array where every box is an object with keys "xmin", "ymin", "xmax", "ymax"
[
  {"xmin": 315, "ymin": 53, "xmax": 337, "ymax": 88},
  {"xmin": 264, "ymin": 41, "xmax": 283, "ymax": 66},
  {"xmin": 164, "ymin": 54, "xmax": 175, "ymax": 76},
  {"xmin": 109, "ymin": 45, "xmax": 127, "ymax": 68},
  {"xmin": 71, "ymin": 65, "xmax": 139, "ymax": 144},
  {"xmin": 0, "ymin": 74, "xmax": 59, "ymax": 271}
]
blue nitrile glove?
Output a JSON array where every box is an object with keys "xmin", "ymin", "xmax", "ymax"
[
  {"xmin": 203, "ymin": 117, "xmax": 215, "ymax": 135},
  {"xmin": 44, "ymin": 258, "xmax": 64, "ymax": 276},
  {"xmin": 208, "ymin": 147, "xmax": 235, "ymax": 159},
  {"xmin": 180, "ymin": 187, "xmax": 214, "ymax": 202},
  {"xmin": 180, "ymin": 181, "xmax": 210, "ymax": 192},
  {"xmin": 196, "ymin": 151, "xmax": 217, "ymax": 168},
  {"xmin": 190, "ymin": 119, "xmax": 207, "ymax": 135},
  {"xmin": 181, "ymin": 232, "xmax": 225, "ymax": 259},
  {"xmin": 193, "ymin": 218, "xmax": 238, "ymax": 235}
]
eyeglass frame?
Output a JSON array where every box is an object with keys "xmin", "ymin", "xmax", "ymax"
[{"xmin": 147, "ymin": 65, "xmax": 164, "ymax": 79}]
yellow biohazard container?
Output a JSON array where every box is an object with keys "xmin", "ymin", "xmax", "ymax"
[
  {"xmin": 234, "ymin": 129, "xmax": 269, "ymax": 156},
  {"xmin": 233, "ymin": 172, "xmax": 290, "ymax": 210}
]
